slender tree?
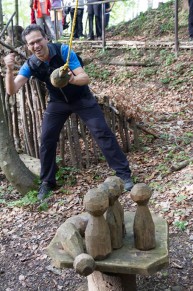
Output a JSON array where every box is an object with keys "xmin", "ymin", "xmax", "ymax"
[
  {"xmin": 0, "ymin": 82, "xmax": 37, "ymax": 196},
  {"xmin": 0, "ymin": 0, "xmax": 3, "ymax": 31},
  {"xmin": 15, "ymin": 0, "xmax": 18, "ymax": 26}
]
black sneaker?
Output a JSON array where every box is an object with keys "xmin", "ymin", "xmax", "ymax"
[{"xmin": 37, "ymin": 182, "xmax": 54, "ymax": 201}]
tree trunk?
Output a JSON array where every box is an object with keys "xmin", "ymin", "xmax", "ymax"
[{"xmin": 0, "ymin": 89, "xmax": 37, "ymax": 196}]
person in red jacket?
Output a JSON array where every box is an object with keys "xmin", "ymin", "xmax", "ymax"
[
  {"xmin": 33, "ymin": 0, "xmax": 56, "ymax": 40},
  {"xmin": 30, "ymin": 0, "xmax": 37, "ymax": 24}
]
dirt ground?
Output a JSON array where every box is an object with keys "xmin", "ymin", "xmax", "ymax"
[{"xmin": 1, "ymin": 144, "xmax": 193, "ymax": 291}]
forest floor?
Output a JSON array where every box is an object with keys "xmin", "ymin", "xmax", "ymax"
[{"xmin": 1, "ymin": 2, "xmax": 193, "ymax": 290}]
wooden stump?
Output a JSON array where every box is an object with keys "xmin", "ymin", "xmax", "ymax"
[{"xmin": 87, "ymin": 271, "xmax": 137, "ymax": 291}]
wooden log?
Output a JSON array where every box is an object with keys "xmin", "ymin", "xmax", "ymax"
[
  {"xmin": 59, "ymin": 127, "xmax": 65, "ymax": 165},
  {"xmin": 128, "ymin": 118, "xmax": 140, "ymax": 150},
  {"xmin": 171, "ymin": 158, "xmax": 193, "ymax": 171},
  {"xmin": 136, "ymin": 123, "xmax": 159, "ymax": 138},
  {"xmin": 123, "ymin": 116, "xmax": 131, "ymax": 152},
  {"xmin": 20, "ymin": 87, "xmax": 32, "ymax": 155},
  {"xmin": 102, "ymin": 60, "xmax": 160, "ymax": 67},
  {"xmin": 110, "ymin": 102, "xmax": 116, "ymax": 133},
  {"xmin": 79, "ymin": 119, "xmax": 90, "ymax": 168},
  {"xmin": 130, "ymin": 183, "xmax": 156, "ymax": 250},
  {"xmin": 103, "ymin": 96, "xmax": 111, "ymax": 128},
  {"xmin": 91, "ymin": 136, "xmax": 100, "ymax": 164},
  {"xmin": 25, "ymin": 83, "xmax": 38, "ymax": 157},
  {"xmin": 0, "ymin": 75, "xmax": 8, "ymax": 123},
  {"xmin": 11, "ymin": 94, "xmax": 21, "ymax": 151},
  {"xmin": 33, "ymin": 78, "xmax": 46, "ymax": 111},
  {"xmin": 30, "ymin": 79, "xmax": 43, "ymax": 149},
  {"xmin": 71, "ymin": 113, "xmax": 83, "ymax": 168},
  {"xmin": 118, "ymin": 113, "xmax": 128, "ymax": 152},
  {"xmin": 5, "ymin": 94, "xmax": 14, "ymax": 142},
  {"xmin": 66, "ymin": 119, "xmax": 77, "ymax": 167}
]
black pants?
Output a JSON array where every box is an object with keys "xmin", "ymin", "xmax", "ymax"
[
  {"xmin": 70, "ymin": 8, "xmax": 84, "ymax": 38},
  {"xmin": 87, "ymin": 3, "xmax": 102, "ymax": 38},
  {"xmin": 40, "ymin": 96, "xmax": 131, "ymax": 186},
  {"xmin": 189, "ymin": 0, "xmax": 193, "ymax": 37}
]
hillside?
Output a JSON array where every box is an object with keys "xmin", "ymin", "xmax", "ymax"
[{"xmin": 1, "ymin": 1, "xmax": 193, "ymax": 290}]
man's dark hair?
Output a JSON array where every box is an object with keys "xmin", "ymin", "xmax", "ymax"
[{"xmin": 22, "ymin": 24, "xmax": 46, "ymax": 43}]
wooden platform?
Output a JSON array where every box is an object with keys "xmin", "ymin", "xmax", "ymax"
[{"xmin": 46, "ymin": 211, "xmax": 169, "ymax": 276}]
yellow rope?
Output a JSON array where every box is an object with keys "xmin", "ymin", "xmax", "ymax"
[{"xmin": 62, "ymin": 0, "xmax": 79, "ymax": 71}]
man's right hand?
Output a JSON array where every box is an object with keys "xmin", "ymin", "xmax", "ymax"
[{"xmin": 4, "ymin": 53, "xmax": 15, "ymax": 71}]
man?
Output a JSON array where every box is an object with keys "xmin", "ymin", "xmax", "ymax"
[{"xmin": 4, "ymin": 24, "xmax": 133, "ymax": 200}]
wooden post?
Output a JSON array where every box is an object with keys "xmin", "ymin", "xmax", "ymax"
[{"xmin": 130, "ymin": 183, "xmax": 156, "ymax": 250}]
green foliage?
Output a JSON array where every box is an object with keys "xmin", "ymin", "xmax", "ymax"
[
  {"xmin": 140, "ymin": 68, "xmax": 157, "ymax": 78},
  {"xmin": 156, "ymin": 163, "xmax": 169, "ymax": 175},
  {"xmin": 175, "ymin": 194, "xmax": 187, "ymax": 203},
  {"xmin": 127, "ymin": 48, "xmax": 143, "ymax": 60},
  {"xmin": 56, "ymin": 166, "xmax": 79, "ymax": 187},
  {"xmin": 164, "ymin": 54, "xmax": 176, "ymax": 66},
  {"xmin": 174, "ymin": 220, "xmax": 188, "ymax": 231},
  {"xmin": 132, "ymin": 175, "xmax": 140, "ymax": 184},
  {"xmin": 37, "ymin": 202, "xmax": 49, "ymax": 212},
  {"xmin": 6, "ymin": 190, "xmax": 38, "ymax": 207},
  {"xmin": 160, "ymin": 133, "xmax": 171, "ymax": 140},
  {"xmin": 160, "ymin": 76, "xmax": 171, "ymax": 84},
  {"xmin": 109, "ymin": 0, "xmax": 174, "ymax": 38},
  {"xmin": 159, "ymin": 20, "xmax": 174, "ymax": 33},
  {"xmin": 85, "ymin": 64, "xmax": 110, "ymax": 81},
  {"xmin": 149, "ymin": 181, "xmax": 163, "ymax": 191},
  {"xmin": 183, "ymin": 132, "xmax": 193, "ymax": 144},
  {"xmin": 111, "ymin": 70, "xmax": 135, "ymax": 84}
]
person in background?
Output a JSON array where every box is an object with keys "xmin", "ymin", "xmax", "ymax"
[
  {"xmin": 87, "ymin": 0, "xmax": 102, "ymax": 40},
  {"xmin": 30, "ymin": 0, "xmax": 37, "ymax": 24},
  {"xmin": 33, "ymin": 0, "xmax": 56, "ymax": 40},
  {"xmin": 69, "ymin": 0, "xmax": 85, "ymax": 39},
  {"xmin": 104, "ymin": 2, "xmax": 111, "ymax": 28},
  {"xmin": 4, "ymin": 24, "xmax": 134, "ymax": 200},
  {"xmin": 50, "ymin": 0, "xmax": 64, "ymax": 38}
]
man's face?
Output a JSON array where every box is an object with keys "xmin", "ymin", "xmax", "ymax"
[{"xmin": 26, "ymin": 30, "xmax": 49, "ymax": 60}]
